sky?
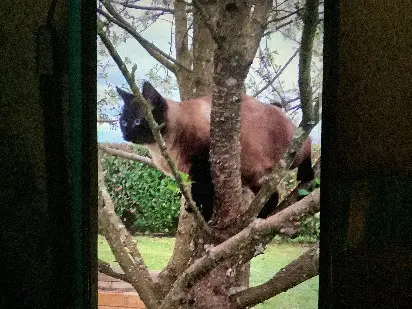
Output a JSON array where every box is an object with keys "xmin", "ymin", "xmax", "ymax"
[{"xmin": 97, "ymin": 6, "xmax": 322, "ymax": 144}]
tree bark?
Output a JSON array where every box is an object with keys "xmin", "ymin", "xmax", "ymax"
[
  {"xmin": 191, "ymin": 1, "xmax": 217, "ymax": 97},
  {"xmin": 209, "ymin": 0, "xmax": 272, "ymax": 231},
  {"xmin": 174, "ymin": 0, "xmax": 195, "ymax": 100},
  {"xmin": 98, "ymin": 144, "xmax": 155, "ymax": 168},
  {"xmin": 185, "ymin": 2, "xmax": 272, "ymax": 308},
  {"xmin": 157, "ymin": 198, "xmax": 195, "ymax": 296}
]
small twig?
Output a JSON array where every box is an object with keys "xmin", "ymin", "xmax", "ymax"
[
  {"xmin": 265, "ymin": 7, "xmax": 303, "ymax": 26},
  {"xmin": 98, "ymin": 259, "xmax": 130, "ymax": 283},
  {"xmin": 254, "ymin": 49, "xmax": 299, "ymax": 97},
  {"xmin": 116, "ymin": 2, "xmax": 175, "ymax": 13},
  {"xmin": 131, "ymin": 63, "xmax": 137, "ymax": 81},
  {"xmin": 98, "ymin": 144, "xmax": 156, "ymax": 168},
  {"xmin": 97, "ymin": 118, "xmax": 118, "ymax": 123},
  {"xmin": 97, "ymin": 22, "xmax": 212, "ymax": 237},
  {"xmin": 266, "ymin": 158, "xmax": 321, "ymax": 235},
  {"xmin": 114, "ymin": 1, "xmax": 194, "ymax": 13},
  {"xmin": 263, "ymin": 19, "xmax": 295, "ymax": 37},
  {"xmin": 99, "ymin": 1, "xmax": 192, "ymax": 74}
]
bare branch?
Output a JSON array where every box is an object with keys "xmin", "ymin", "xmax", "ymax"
[
  {"xmin": 98, "ymin": 259, "xmax": 130, "ymax": 283},
  {"xmin": 98, "ymin": 144, "xmax": 156, "ymax": 168},
  {"xmin": 115, "ymin": 1, "xmax": 193, "ymax": 14},
  {"xmin": 254, "ymin": 49, "xmax": 299, "ymax": 97},
  {"xmin": 299, "ymin": 0, "xmax": 320, "ymax": 124},
  {"xmin": 263, "ymin": 19, "xmax": 295, "ymax": 37},
  {"xmin": 97, "ymin": 23, "xmax": 212, "ymax": 237},
  {"xmin": 272, "ymin": 0, "xmax": 289, "ymax": 11},
  {"xmin": 158, "ymin": 189, "xmax": 320, "ymax": 309},
  {"xmin": 98, "ymin": 7, "xmax": 175, "ymax": 72},
  {"xmin": 157, "ymin": 199, "xmax": 195, "ymax": 296},
  {"xmin": 97, "ymin": 118, "xmax": 118, "ymax": 123},
  {"xmin": 266, "ymin": 8, "xmax": 302, "ymax": 25},
  {"xmin": 98, "ymin": 159, "xmax": 160, "ymax": 309},
  {"xmin": 270, "ymin": 95, "xmax": 300, "ymax": 108},
  {"xmin": 232, "ymin": 242, "xmax": 319, "ymax": 307},
  {"xmin": 117, "ymin": 2, "xmax": 175, "ymax": 13},
  {"xmin": 98, "ymin": 1, "xmax": 192, "ymax": 74}
]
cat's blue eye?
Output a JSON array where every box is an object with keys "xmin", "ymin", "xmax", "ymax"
[
  {"xmin": 133, "ymin": 119, "xmax": 141, "ymax": 126},
  {"xmin": 121, "ymin": 120, "xmax": 128, "ymax": 127}
]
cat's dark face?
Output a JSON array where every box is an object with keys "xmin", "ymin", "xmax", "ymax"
[{"xmin": 117, "ymin": 82, "xmax": 167, "ymax": 144}]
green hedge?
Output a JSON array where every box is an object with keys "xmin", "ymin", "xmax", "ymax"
[{"xmin": 100, "ymin": 145, "xmax": 180, "ymax": 235}]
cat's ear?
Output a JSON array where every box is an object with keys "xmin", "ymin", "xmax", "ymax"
[
  {"xmin": 142, "ymin": 81, "xmax": 166, "ymax": 109},
  {"xmin": 116, "ymin": 87, "xmax": 134, "ymax": 104}
]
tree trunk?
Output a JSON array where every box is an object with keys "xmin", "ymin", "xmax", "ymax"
[
  {"xmin": 191, "ymin": 2, "xmax": 217, "ymax": 97},
  {"xmin": 185, "ymin": 2, "xmax": 272, "ymax": 308}
]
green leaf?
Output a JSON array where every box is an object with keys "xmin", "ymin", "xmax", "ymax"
[
  {"xmin": 178, "ymin": 171, "xmax": 192, "ymax": 185},
  {"xmin": 312, "ymin": 177, "xmax": 321, "ymax": 188},
  {"xmin": 298, "ymin": 189, "xmax": 310, "ymax": 197},
  {"xmin": 167, "ymin": 182, "xmax": 179, "ymax": 193}
]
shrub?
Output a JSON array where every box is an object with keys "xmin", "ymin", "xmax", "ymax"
[
  {"xmin": 295, "ymin": 212, "xmax": 320, "ymax": 243},
  {"xmin": 100, "ymin": 145, "xmax": 180, "ymax": 235}
]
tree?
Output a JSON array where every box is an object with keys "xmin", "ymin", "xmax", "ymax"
[{"xmin": 97, "ymin": 1, "xmax": 322, "ymax": 308}]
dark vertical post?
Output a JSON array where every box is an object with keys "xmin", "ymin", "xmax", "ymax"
[
  {"xmin": 81, "ymin": 0, "xmax": 98, "ymax": 307},
  {"xmin": 0, "ymin": 0, "xmax": 97, "ymax": 307},
  {"xmin": 320, "ymin": 1, "xmax": 412, "ymax": 308}
]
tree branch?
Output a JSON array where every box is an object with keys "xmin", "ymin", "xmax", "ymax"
[
  {"xmin": 97, "ymin": 118, "xmax": 118, "ymax": 123},
  {"xmin": 157, "ymin": 198, "xmax": 195, "ymax": 296},
  {"xmin": 98, "ymin": 259, "xmax": 131, "ymax": 283},
  {"xmin": 116, "ymin": 2, "xmax": 175, "ymax": 13},
  {"xmin": 231, "ymin": 242, "xmax": 319, "ymax": 308},
  {"xmin": 158, "ymin": 189, "xmax": 320, "ymax": 309},
  {"xmin": 299, "ymin": 0, "xmax": 320, "ymax": 125},
  {"xmin": 97, "ymin": 23, "xmax": 212, "ymax": 237},
  {"xmin": 98, "ymin": 144, "xmax": 156, "ymax": 168},
  {"xmin": 98, "ymin": 1, "xmax": 191, "ymax": 74},
  {"xmin": 174, "ymin": 0, "xmax": 189, "ymax": 60},
  {"xmin": 266, "ymin": 7, "xmax": 303, "ymax": 26},
  {"xmin": 263, "ymin": 19, "xmax": 295, "ymax": 37},
  {"xmin": 115, "ymin": 1, "xmax": 193, "ymax": 14},
  {"xmin": 98, "ymin": 159, "xmax": 160, "ymax": 309},
  {"xmin": 254, "ymin": 48, "xmax": 299, "ymax": 97}
]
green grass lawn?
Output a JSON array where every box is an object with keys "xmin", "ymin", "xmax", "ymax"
[{"xmin": 98, "ymin": 235, "xmax": 318, "ymax": 308}]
